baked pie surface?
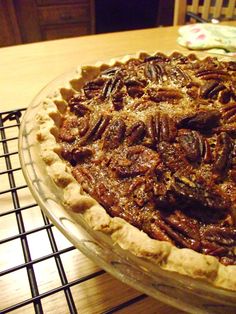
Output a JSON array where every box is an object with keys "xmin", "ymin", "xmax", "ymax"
[{"xmin": 36, "ymin": 52, "xmax": 236, "ymax": 291}]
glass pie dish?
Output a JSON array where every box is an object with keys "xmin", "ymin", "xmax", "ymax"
[{"xmin": 19, "ymin": 55, "xmax": 236, "ymax": 314}]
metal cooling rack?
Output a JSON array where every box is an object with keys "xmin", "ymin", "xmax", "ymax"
[{"xmin": 0, "ymin": 108, "xmax": 147, "ymax": 314}]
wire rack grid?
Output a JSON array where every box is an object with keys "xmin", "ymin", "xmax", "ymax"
[{"xmin": 0, "ymin": 108, "xmax": 148, "ymax": 314}]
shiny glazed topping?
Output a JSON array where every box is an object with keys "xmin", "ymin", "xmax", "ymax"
[{"xmin": 59, "ymin": 52, "xmax": 236, "ymax": 265}]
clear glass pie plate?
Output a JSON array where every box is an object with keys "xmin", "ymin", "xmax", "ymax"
[{"xmin": 19, "ymin": 56, "xmax": 236, "ymax": 314}]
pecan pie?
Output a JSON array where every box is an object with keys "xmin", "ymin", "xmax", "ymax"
[{"xmin": 36, "ymin": 52, "xmax": 236, "ymax": 291}]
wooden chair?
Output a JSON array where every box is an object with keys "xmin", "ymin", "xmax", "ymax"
[{"xmin": 173, "ymin": 0, "xmax": 236, "ymax": 25}]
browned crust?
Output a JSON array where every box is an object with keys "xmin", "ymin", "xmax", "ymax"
[{"xmin": 36, "ymin": 52, "xmax": 236, "ymax": 291}]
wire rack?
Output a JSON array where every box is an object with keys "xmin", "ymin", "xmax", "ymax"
[{"xmin": 0, "ymin": 108, "xmax": 147, "ymax": 314}]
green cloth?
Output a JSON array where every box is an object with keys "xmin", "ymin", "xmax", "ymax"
[{"xmin": 177, "ymin": 23, "xmax": 236, "ymax": 56}]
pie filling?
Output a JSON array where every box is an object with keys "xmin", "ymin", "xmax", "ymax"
[{"xmin": 58, "ymin": 52, "xmax": 236, "ymax": 265}]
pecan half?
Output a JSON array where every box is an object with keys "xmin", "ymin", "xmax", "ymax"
[
  {"xmin": 200, "ymin": 81, "xmax": 226, "ymax": 99},
  {"xmin": 178, "ymin": 130, "xmax": 202, "ymax": 162},
  {"xmin": 144, "ymin": 221, "xmax": 173, "ymax": 243},
  {"xmin": 164, "ymin": 210, "xmax": 200, "ymax": 242},
  {"xmin": 110, "ymin": 145, "xmax": 159, "ymax": 178},
  {"xmin": 201, "ymin": 225, "xmax": 236, "ymax": 246},
  {"xmin": 59, "ymin": 117, "xmax": 79, "ymax": 142},
  {"xmin": 72, "ymin": 165, "xmax": 95, "ymax": 193},
  {"xmin": 178, "ymin": 129, "xmax": 212, "ymax": 164},
  {"xmin": 148, "ymin": 88, "xmax": 182, "ymax": 103},
  {"xmin": 219, "ymin": 89, "xmax": 232, "ymax": 104},
  {"xmin": 177, "ymin": 110, "xmax": 221, "ymax": 131},
  {"xmin": 170, "ymin": 173, "xmax": 230, "ymax": 212},
  {"xmin": 101, "ymin": 76, "xmax": 123, "ymax": 99},
  {"xmin": 126, "ymin": 121, "xmax": 146, "ymax": 145},
  {"xmin": 125, "ymin": 79, "xmax": 145, "ymax": 98},
  {"xmin": 144, "ymin": 62, "xmax": 167, "ymax": 83},
  {"xmin": 160, "ymin": 210, "xmax": 201, "ymax": 250},
  {"xmin": 213, "ymin": 124, "xmax": 236, "ymax": 135},
  {"xmin": 79, "ymin": 117, "xmax": 90, "ymax": 136},
  {"xmin": 83, "ymin": 78, "xmax": 106, "ymax": 99},
  {"xmin": 93, "ymin": 115, "xmax": 111, "ymax": 140},
  {"xmin": 186, "ymin": 82, "xmax": 200, "ymax": 99},
  {"xmin": 201, "ymin": 225, "xmax": 236, "ymax": 262},
  {"xmin": 80, "ymin": 114, "xmax": 110, "ymax": 145},
  {"xmin": 158, "ymin": 113, "xmax": 177, "ymax": 142},
  {"xmin": 221, "ymin": 103, "xmax": 236, "ymax": 124},
  {"xmin": 213, "ymin": 132, "xmax": 232, "ymax": 177},
  {"xmin": 158, "ymin": 142, "xmax": 189, "ymax": 173},
  {"xmin": 201, "ymin": 239, "xmax": 230, "ymax": 257},
  {"xmin": 103, "ymin": 119, "xmax": 126, "ymax": 149},
  {"xmin": 146, "ymin": 113, "xmax": 177, "ymax": 144},
  {"xmin": 195, "ymin": 69, "xmax": 230, "ymax": 81},
  {"xmin": 146, "ymin": 115, "xmax": 156, "ymax": 144},
  {"xmin": 68, "ymin": 94, "xmax": 91, "ymax": 116},
  {"xmin": 61, "ymin": 146, "xmax": 93, "ymax": 165},
  {"xmin": 168, "ymin": 65, "xmax": 191, "ymax": 86},
  {"xmin": 93, "ymin": 182, "xmax": 118, "ymax": 209},
  {"xmin": 112, "ymin": 91, "xmax": 124, "ymax": 110},
  {"xmin": 151, "ymin": 214, "xmax": 200, "ymax": 250}
]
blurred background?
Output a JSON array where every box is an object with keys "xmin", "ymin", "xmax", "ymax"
[{"xmin": 0, "ymin": 0, "xmax": 174, "ymax": 47}]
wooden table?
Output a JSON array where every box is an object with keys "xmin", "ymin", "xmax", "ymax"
[{"xmin": 0, "ymin": 24, "xmax": 235, "ymax": 314}]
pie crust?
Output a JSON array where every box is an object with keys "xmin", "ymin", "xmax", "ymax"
[{"xmin": 36, "ymin": 52, "xmax": 236, "ymax": 291}]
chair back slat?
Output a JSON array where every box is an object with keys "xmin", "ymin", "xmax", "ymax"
[
  {"xmin": 174, "ymin": 0, "xmax": 187, "ymax": 25},
  {"xmin": 201, "ymin": 0, "xmax": 211, "ymax": 20},
  {"xmin": 189, "ymin": 0, "xmax": 200, "ymax": 14},
  {"xmin": 226, "ymin": 0, "xmax": 236, "ymax": 18},
  {"xmin": 214, "ymin": 0, "xmax": 223, "ymax": 18},
  {"xmin": 174, "ymin": 0, "xmax": 236, "ymax": 25}
]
